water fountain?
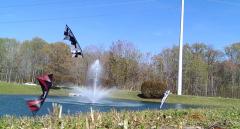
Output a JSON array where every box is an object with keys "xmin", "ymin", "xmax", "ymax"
[
  {"xmin": 72, "ymin": 59, "xmax": 112, "ymax": 103},
  {"xmin": 0, "ymin": 61, "xmax": 201, "ymax": 116}
]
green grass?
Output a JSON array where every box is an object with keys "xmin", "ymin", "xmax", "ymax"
[
  {"xmin": 1, "ymin": 108, "xmax": 239, "ymax": 128},
  {"xmin": 111, "ymin": 90, "xmax": 240, "ymax": 108},
  {"xmin": 0, "ymin": 81, "xmax": 68, "ymax": 96}
]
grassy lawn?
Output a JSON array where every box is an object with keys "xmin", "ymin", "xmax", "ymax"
[
  {"xmin": 111, "ymin": 90, "xmax": 240, "ymax": 108},
  {"xmin": 0, "ymin": 81, "xmax": 69, "ymax": 96},
  {"xmin": 1, "ymin": 108, "xmax": 240, "ymax": 129}
]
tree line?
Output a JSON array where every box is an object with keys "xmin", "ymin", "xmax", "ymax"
[{"xmin": 0, "ymin": 37, "xmax": 240, "ymax": 98}]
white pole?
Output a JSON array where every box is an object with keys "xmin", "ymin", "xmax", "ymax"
[{"xmin": 178, "ymin": 0, "xmax": 184, "ymax": 95}]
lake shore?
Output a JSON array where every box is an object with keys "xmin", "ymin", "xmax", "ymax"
[
  {"xmin": 1, "ymin": 81, "xmax": 240, "ymax": 128},
  {"xmin": 1, "ymin": 81, "xmax": 240, "ymax": 108}
]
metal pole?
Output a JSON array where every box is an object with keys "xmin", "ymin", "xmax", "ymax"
[{"xmin": 177, "ymin": 0, "xmax": 184, "ymax": 95}]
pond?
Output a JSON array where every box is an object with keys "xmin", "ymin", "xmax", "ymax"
[{"xmin": 0, "ymin": 95, "xmax": 199, "ymax": 116}]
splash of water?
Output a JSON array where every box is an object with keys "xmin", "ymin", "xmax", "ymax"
[
  {"xmin": 89, "ymin": 59, "xmax": 101, "ymax": 99},
  {"xmin": 73, "ymin": 59, "xmax": 112, "ymax": 103}
]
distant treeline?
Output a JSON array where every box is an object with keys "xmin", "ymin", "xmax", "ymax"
[{"xmin": 0, "ymin": 37, "xmax": 240, "ymax": 98}]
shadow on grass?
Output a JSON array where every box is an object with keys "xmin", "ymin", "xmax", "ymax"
[{"xmin": 137, "ymin": 93, "xmax": 164, "ymax": 99}]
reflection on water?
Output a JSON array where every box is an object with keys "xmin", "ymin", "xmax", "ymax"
[
  {"xmin": 46, "ymin": 96, "xmax": 144, "ymax": 107},
  {"xmin": 175, "ymin": 103, "xmax": 183, "ymax": 109},
  {"xmin": 0, "ymin": 95, "xmax": 200, "ymax": 116}
]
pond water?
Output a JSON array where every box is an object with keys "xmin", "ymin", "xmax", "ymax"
[{"xmin": 0, "ymin": 95, "xmax": 199, "ymax": 116}]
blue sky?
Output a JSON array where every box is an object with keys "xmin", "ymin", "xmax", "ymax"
[{"xmin": 0, "ymin": 0, "xmax": 240, "ymax": 54}]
